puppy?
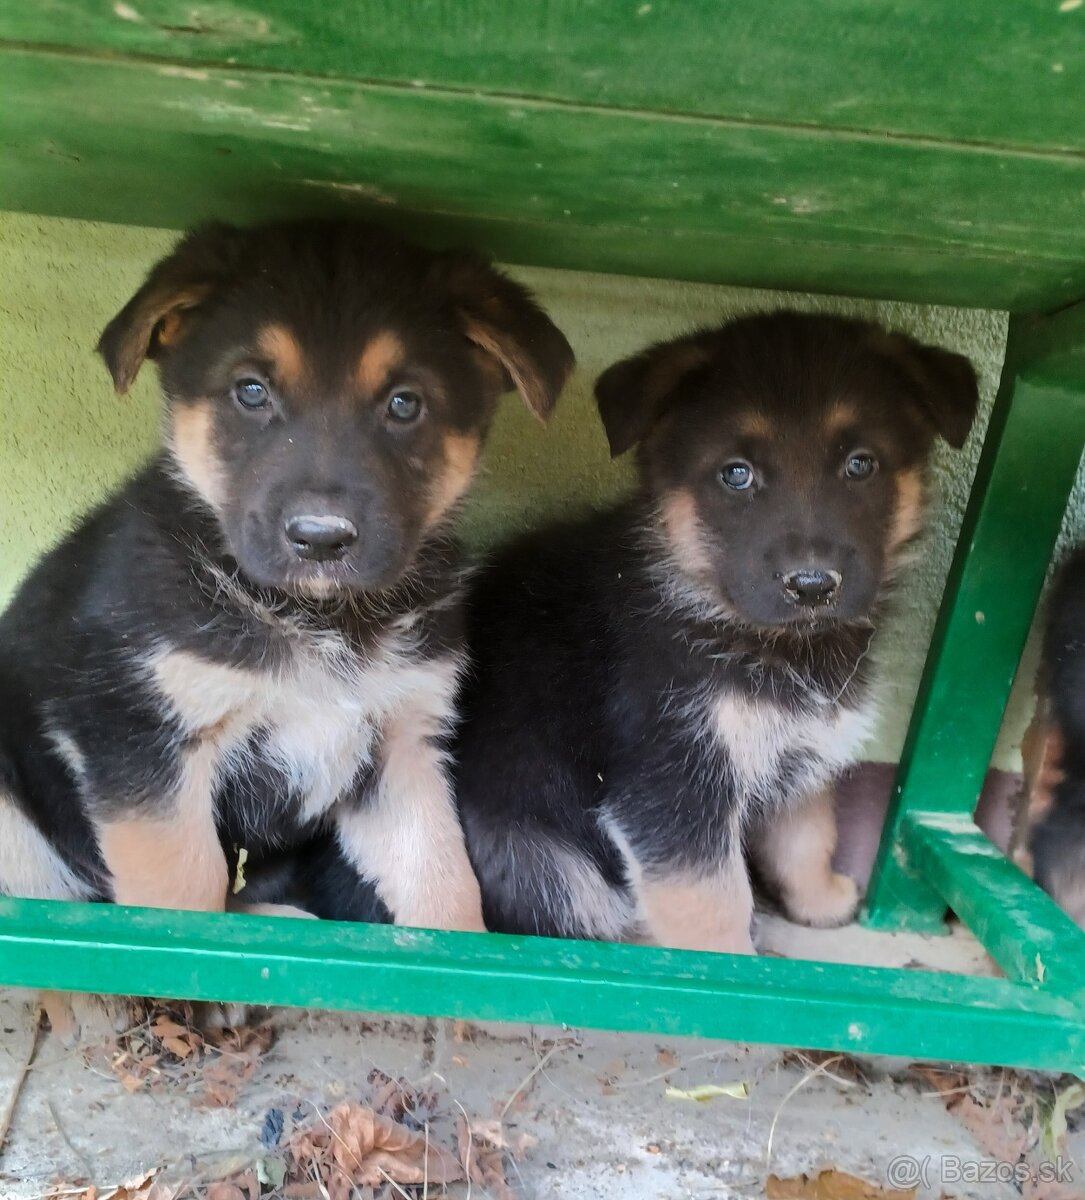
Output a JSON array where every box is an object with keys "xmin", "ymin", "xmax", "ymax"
[
  {"xmin": 1023, "ymin": 548, "xmax": 1085, "ymax": 927},
  {"xmin": 449, "ymin": 311, "xmax": 979, "ymax": 953},
  {"xmin": 0, "ymin": 220, "xmax": 573, "ymax": 949}
]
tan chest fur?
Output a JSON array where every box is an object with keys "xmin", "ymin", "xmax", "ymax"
[
  {"xmin": 713, "ymin": 690, "xmax": 877, "ymax": 808},
  {"xmin": 150, "ymin": 632, "xmax": 459, "ymax": 821}
]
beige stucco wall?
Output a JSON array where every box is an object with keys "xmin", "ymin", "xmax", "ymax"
[{"xmin": 2, "ymin": 210, "xmax": 1070, "ymax": 770}]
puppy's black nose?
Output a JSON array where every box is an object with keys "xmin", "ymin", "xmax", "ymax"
[
  {"xmin": 285, "ymin": 514, "xmax": 358, "ymax": 561},
  {"xmin": 783, "ymin": 568, "xmax": 841, "ymax": 606}
]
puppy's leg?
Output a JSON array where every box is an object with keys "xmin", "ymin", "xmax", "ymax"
[
  {"xmin": 751, "ymin": 787, "xmax": 859, "ymax": 927},
  {"xmin": 93, "ymin": 744, "xmax": 228, "ymax": 912},
  {"xmin": 337, "ymin": 710, "xmax": 485, "ymax": 932},
  {"xmin": 607, "ymin": 821, "xmax": 754, "ymax": 954}
]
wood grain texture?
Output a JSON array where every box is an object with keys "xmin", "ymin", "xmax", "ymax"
[
  {"xmin": 2, "ymin": 0, "xmax": 1082, "ymax": 149},
  {"xmin": 2, "ymin": 47, "xmax": 1084, "ymax": 310}
]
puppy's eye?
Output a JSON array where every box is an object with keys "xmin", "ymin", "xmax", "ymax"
[
  {"xmin": 844, "ymin": 452, "xmax": 877, "ymax": 481},
  {"xmin": 233, "ymin": 378, "xmax": 270, "ymax": 410},
  {"xmin": 720, "ymin": 461, "xmax": 754, "ymax": 491},
  {"xmin": 386, "ymin": 390, "xmax": 423, "ymax": 423}
]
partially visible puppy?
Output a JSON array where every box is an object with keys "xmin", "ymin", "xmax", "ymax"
[
  {"xmin": 450, "ymin": 312, "xmax": 978, "ymax": 952},
  {"xmin": 1022, "ymin": 549, "xmax": 1085, "ymax": 926},
  {"xmin": 0, "ymin": 219, "xmax": 573, "ymax": 1031}
]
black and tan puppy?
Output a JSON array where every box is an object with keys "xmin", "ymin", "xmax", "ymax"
[
  {"xmin": 447, "ymin": 311, "xmax": 979, "ymax": 953},
  {"xmin": 0, "ymin": 220, "xmax": 573, "ymax": 947},
  {"xmin": 1023, "ymin": 548, "xmax": 1085, "ymax": 927}
]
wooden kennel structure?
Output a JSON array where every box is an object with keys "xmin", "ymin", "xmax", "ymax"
[{"xmin": 1, "ymin": 1, "xmax": 1084, "ymax": 1072}]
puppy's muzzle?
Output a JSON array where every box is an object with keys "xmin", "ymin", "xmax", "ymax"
[
  {"xmin": 782, "ymin": 568, "xmax": 841, "ymax": 607},
  {"xmin": 285, "ymin": 513, "xmax": 359, "ymax": 562}
]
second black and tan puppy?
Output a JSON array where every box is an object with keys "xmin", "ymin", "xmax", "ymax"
[
  {"xmin": 0, "ymin": 219, "xmax": 573, "ymax": 948},
  {"xmin": 450, "ymin": 312, "xmax": 979, "ymax": 952}
]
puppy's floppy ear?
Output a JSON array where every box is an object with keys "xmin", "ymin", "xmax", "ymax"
[
  {"xmin": 870, "ymin": 330, "xmax": 980, "ymax": 450},
  {"xmin": 594, "ymin": 333, "xmax": 714, "ymax": 458},
  {"xmin": 437, "ymin": 250, "xmax": 574, "ymax": 423},
  {"xmin": 97, "ymin": 222, "xmax": 244, "ymax": 395}
]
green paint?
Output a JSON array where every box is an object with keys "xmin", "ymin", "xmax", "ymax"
[
  {"xmin": 2, "ymin": 48, "xmax": 1084, "ymax": 311},
  {"xmin": 1, "ymin": 896, "xmax": 1083, "ymax": 1073},
  {"xmin": 2, "ymin": 1, "xmax": 1081, "ymax": 150},
  {"xmin": 866, "ymin": 304, "xmax": 1085, "ymax": 931},
  {"xmin": 903, "ymin": 813, "xmax": 1085, "ymax": 989}
]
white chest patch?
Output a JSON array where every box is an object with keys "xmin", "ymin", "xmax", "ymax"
[
  {"xmin": 151, "ymin": 634, "xmax": 459, "ymax": 821},
  {"xmin": 713, "ymin": 690, "xmax": 876, "ymax": 807}
]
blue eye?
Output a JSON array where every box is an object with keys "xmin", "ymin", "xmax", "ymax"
[
  {"xmin": 720, "ymin": 461, "xmax": 754, "ymax": 491},
  {"xmin": 387, "ymin": 390, "xmax": 423, "ymax": 423},
  {"xmin": 233, "ymin": 378, "xmax": 269, "ymax": 410},
  {"xmin": 845, "ymin": 452, "xmax": 877, "ymax": 481}
]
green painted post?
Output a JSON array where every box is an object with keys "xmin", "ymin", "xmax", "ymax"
[
  {"xmin": 902, "ymin": 812, "xmax": 1085, "ymax": 990},
  {"xmin": 865, "ymin": 303, "xmax": 1085, "ymax": 931}
]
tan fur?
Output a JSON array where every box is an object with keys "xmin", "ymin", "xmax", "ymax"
[
  {"xmin": 660, "ymin": 488, "xmax": 714, "ymax": 580},
  {"xmin": 256, "ymin": 323, "xmax": 305, "ymax": 389},
  {"xmin": 426, "ymin": 432, "xmax": 481, "ymax": 527},
  {"xmin": 167, "ymin": 400, "xmax": 227, "ymax": 513},
  {"xmin": 460, "ymin": 316, "xmax": 550, "ymax": 422},
  {"xmin": 109, "ymin": 283, "xmax": 211, "ymax": 394},
  {"xmin": 355, "ymin": 330, "xmax": 404, "ymax": 395},
  {"xmin": 95, "ymin": 743, "xmax": 227, "ymax": 910},
  {"xmin": 823, "ymin": 401, "xmax": 860, "ymax": 434},
  {"xmin": 604, "ymin": 818, "xmax": 753, "ymax": 953},
  {"xmin": 336, "ymin": 659, "xmax": 485, "ymax": 931},
  {"xmin": 637, "ymin": 867, "xmax": 754, "ymax": 954},
  {"xmin": 714, "ymin": 692, "xmax": 876, "ymax": 805},
  {"xmin": 737, "ymin": 412, "xmax": 774, "ymax": 439},
  {"xmin": 888, "ymin": 468, "xmax": 925, "ymax": 554},
  {"xmin": 751, "ymin": 787, "xmax": 859, "ymax": 927}
]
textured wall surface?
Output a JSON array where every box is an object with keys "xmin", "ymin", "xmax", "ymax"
[{"xmin": 3, "ymin": 211, "xmax": 1075, "ymax": 769}]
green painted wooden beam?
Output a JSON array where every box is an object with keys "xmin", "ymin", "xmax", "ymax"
[
  {"xmin": 2, "ymin": 47, "xmax": 1085, "ymax": 309},
  {"xmin": 1, "ymin": 897, "xmax": 1083, "ymax": 1073},
  {"xmin": 902, "ymin": 812, "xmax": 1085, "ymax": 992},
  {"xmin": 865, "ymin": 304, "xmax": 1085, "ymax": 931},
  {"xmin": 2, "ymin": 1, "xmax": 1081, "ymax": 152}
]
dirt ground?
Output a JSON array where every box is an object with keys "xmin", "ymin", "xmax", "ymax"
[{"xmin": 1, "ymin": 917, "xmax": 1082, "ymax": 1200}]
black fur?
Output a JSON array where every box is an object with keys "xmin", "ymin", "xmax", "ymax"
[{"xmin": 0, "ymin": 218, "xmax": 573, "ymax": 922}]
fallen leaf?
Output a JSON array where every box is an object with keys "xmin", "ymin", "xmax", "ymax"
[
  {"xmin": 665, "ymin": 1082, "xmax": 749, "ymax": 1102},
  {"xmin": 656, "ymin": 1048, "xmax": 678, "ymax": 1068},
  {"xmin": 232, "ymin": 847, "xmax": 249, "ymax": 895},
  {"xmin": 1044, "ymin": 1080, "xmax": 1085, "ymax": 1156},
  {"xmin": 766, "ymin": 1169, "xmax": 916, "ymax": 1198},
  {"xmin": 206, "ymin": 1186, "xmax": 246, "ymax": 1200}
]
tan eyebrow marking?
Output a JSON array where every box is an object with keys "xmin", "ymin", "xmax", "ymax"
[
  {"xmin": 356, "ymin": 330, "xmax": 405, "ymax": 395},
  {"xmin": 824, "ymin": 400, "xmax": 860, "ymax": 434},
  {"xmin": 256, "ymin": 323, "xmax": 305, "ymax": 389},
  {"xmin": 735, "ymin": 412, "xmax": 774, "ymax": 439}
]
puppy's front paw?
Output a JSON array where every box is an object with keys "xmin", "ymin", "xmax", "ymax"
[
  {"xmin": 785, "ymin": 871, "xmax": 860, "ymax": 928},
  {"xmin": 40, "ymin": 990, "xmax": 137, "ymax": 1046}
]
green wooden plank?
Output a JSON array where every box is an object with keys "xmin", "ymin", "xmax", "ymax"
[
  {"xmin": 1, "ymin": 897, "xmax": 1083, "ymax": 1072},
  {"xmin": 2, "ymin": 1, "xmax": 1082, "ymax": 152},
  {"xmin": 2, "ymin": 49, "xmax": 1085, "ymax": 311},
  {"xmin": 903, "ymin": 812, "xmax": 1085, "ymax": 991},
  {"xmin": 866, "ymin": 303, "xmax": 1085, "ymax": 931}
]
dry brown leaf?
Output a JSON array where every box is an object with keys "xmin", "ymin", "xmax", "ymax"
[
  {"xmin": 290, "ymin": 1103, "xmax": 464, "ymax": 1188},
  {"xmin": 766, "ymin": 1170, "xmax": 916, "ymax": 1199},
  {"xmin": 205, "ymin": 1186, "xmax": 246, "ymax": 1200},
  {"xmin": 656, "ymin": 1048, "xmax": 678, "ymax": 1068},
  {"xmin": 911, "ymin": 1064, "xmax": 969, "ymax": 1098}
]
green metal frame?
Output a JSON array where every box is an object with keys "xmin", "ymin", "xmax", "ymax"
[
  {"xmin": 2, "ymin": 302, "xmax": 1085, "ymax": 1071},
  {"xmin": 3, "ymin": 0, "xmax": 1085, "ymax": 1075}
]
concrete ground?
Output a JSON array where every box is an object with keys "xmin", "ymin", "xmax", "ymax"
[{"xmin": 0, "ymin": 917, "xmax": 1081, "ymax": 1200}]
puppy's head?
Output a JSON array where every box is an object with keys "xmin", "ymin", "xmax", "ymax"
[
  {"xmin": 595, "ymin": 311, "xmax": 979, "ymax": 628},
  {"xmin": 98, "ymin": 220, "xmax": 573, "ymax": 596}
]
